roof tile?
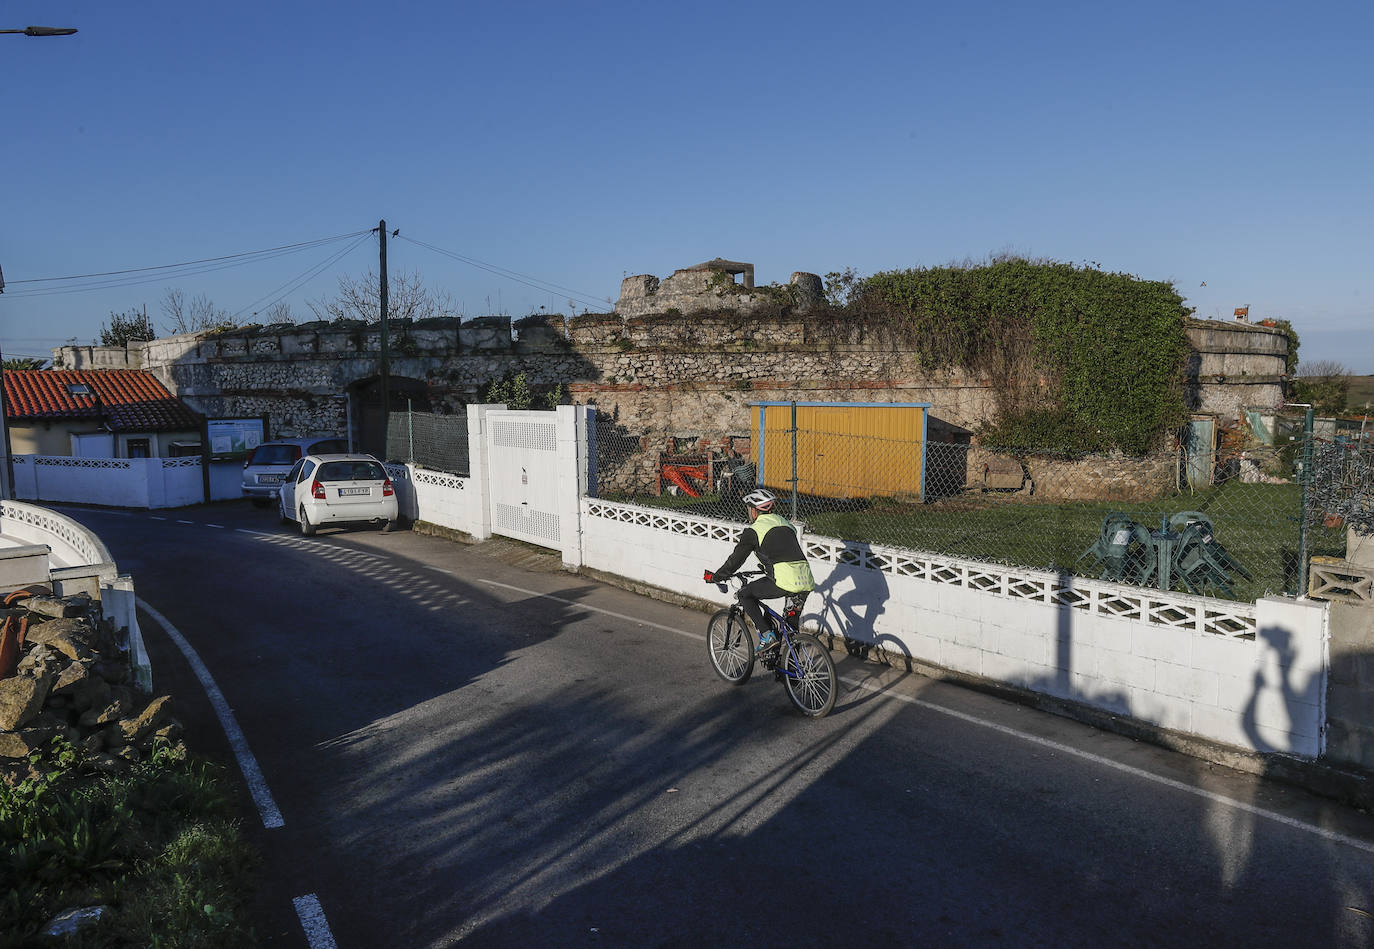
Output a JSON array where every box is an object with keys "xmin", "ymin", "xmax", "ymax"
[{"xmin": 3, "ymin": 369, "xmax": 201, "ymax": 432}]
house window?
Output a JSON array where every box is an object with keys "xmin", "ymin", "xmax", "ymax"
[{"xmin": 126, "ymin": 438, "xmax": 151, "ymax": 459}]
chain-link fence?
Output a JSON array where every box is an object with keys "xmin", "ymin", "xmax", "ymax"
[
  {"xmin": 386, "ymin": 410, "xmax": 469, "ymax": 476},
  {"xmin": 592, "ymin": 411, "xmax": 1352, "ymax": 603}
]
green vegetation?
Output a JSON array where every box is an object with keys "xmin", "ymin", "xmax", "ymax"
[
  {"xmin": 480, "ymin": 372, "xmax": 564, "ymax": 410},
  {"xmin": 855, "ymin": 258, "xmax": 1193, "ymax": 456},
  {"xmin": 99, "ymin": 308, "xmax": 157, "ymax": 346},
  {"xmin": 1, "ymin": 737, "xmax": 257, "ymax": 947}
]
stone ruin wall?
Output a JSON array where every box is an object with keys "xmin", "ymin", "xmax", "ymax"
[{"xmin": 71, "ymin": 300, "xmax": 1288, "ymax": 503}]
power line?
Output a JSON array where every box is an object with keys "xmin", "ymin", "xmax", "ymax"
[
  {"xmin": 397, "ymin": 235, "xmax": 610, "ymax": 312},
  {"xmin": 0, "ymin": 231, "xmax": 375, "ymax": 300},
  {"xmin": 232, "ymin": 233, "xmax": 373, "ymax": 320},
  {"xmin": 7, "ymin": 230, "xmax": 373, "ymax": 286}
]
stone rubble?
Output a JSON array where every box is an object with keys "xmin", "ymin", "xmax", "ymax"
[{"xmin": 0, "ymin": 586, "xmax": 181, "ymax": 783}]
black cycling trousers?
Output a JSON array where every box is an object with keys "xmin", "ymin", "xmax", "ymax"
[{"xmin": 738, "ymin": 576, "xmax": 791, "ymax": 632}]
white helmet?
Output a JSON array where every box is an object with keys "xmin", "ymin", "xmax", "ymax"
[{"xmin": 742, "ymin": 488, "xmax": 778, "ymax": 511}]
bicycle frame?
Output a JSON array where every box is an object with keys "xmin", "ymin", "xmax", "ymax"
[{"xmin": 717, "ymin": 571, "xmax": 808, "ymax": 675}]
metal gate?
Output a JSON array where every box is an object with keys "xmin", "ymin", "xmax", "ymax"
[{"xmin": 486, "ymin": 410, "xmax": 562, "ymax": 548}]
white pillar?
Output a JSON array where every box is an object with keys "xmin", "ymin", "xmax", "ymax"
[
  {"xmin": 1252, "ymin": 596, "xmax": 1330, "ymax": 757},
  {"xmin": 555, "ymin": 405, "xmax": 594, "ymax": 569},
  {"xmin": 464, "ymin": 403, "xmax": 504, "ymax": 541}
]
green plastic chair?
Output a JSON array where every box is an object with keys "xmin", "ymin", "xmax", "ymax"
[
  {"xmin": 1080, "ymin": 513, "xmax": 1155, "ymax": 584},
  {"xmin": 1171, "ymin": 519, "xmax": 1252, "ymax": 596}
]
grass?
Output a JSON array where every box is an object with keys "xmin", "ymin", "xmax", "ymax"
[
  {"xmin": 1, "ymin": 737, "xmax": 258, "ymax": 948},
  {"xmin": 604, "ymin": 480, "xmax": 1345, "ymax": 602},
  {"xmin": 1346, "ymin": 375, "xmax": 1374, "ymax": 414}
]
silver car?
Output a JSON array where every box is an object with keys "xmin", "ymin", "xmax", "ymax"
[
  {"xmin": 277, "ymin": 453, "xmax": 399, "ymax": 535},
  {"xmin": 241, "ymin": 437, "xmax": 348, "ymax": 505}
]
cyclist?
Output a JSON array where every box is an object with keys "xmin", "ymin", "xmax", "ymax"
[{"xmin": 704, "ymin": 488, "xmax": 815, "ymax": 650}]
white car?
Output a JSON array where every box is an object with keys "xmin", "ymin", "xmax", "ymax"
[{"xmin": 277, "ymin": 453, "xmax": 398, "ymax": 535}]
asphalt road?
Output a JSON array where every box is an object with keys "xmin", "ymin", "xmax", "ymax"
[{"xmin": 55, "ymin": 501, "xmax": 1374, "ymax": 948}]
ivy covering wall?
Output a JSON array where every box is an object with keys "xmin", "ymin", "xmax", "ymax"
[{"xmin": 856, "ymin": 259, "xmax": 1192, "ymax": 455}]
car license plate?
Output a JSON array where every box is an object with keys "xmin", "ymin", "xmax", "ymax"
[
  {"xmin": 338, "ymin": 487, "xmax": 369, "ymax": 496},
  {"xmin": 258, "ymin": 474, "xmax": 283, "ymax": 484}
]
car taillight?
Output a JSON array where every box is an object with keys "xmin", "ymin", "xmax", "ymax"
[
  {"xmin": 382, "ymin": 478, "xmax": 394, "ymax": 497},
  {"xmin": 312, "ymin": 480, "xmax": 326, "ymax": 499}
]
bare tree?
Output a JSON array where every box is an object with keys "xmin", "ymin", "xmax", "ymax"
[
  {"xmin": 161, "ymin": 288, "xmax": 238, "ymax": 335},
  {"xmin": 306, "ymin": 270, "xmax": 456, "ymax": 323},
  {"xmin": 1296, "ymin": 359, "xmax": 1351, "ymax": 380},
  {"xmin": 259, "ymin": 301, "xmax": 295, "ymax": 324}
]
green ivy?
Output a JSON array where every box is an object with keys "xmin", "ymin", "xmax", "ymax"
[{"xmin": 859, "ymin": 258, "xmax": 1192, "ymax": 455}]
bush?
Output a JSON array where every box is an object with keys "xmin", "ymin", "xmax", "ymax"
[{"xmin": 856, "ymin": 257, "xmax": 1192, "ymax": 455}]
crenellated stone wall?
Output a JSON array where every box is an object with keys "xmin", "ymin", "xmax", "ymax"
[{"xmin": 52, "ymin": 311, "xmax": 1288, "ymax": 451}]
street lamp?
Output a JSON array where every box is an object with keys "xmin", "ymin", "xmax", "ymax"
[
  {"xmin": 0, "ymin": 26, "xmax": 78, "ymax": 36},
  {"xmin": 0, "ymin": 25, "xmax": 76, "ymax": 499}
]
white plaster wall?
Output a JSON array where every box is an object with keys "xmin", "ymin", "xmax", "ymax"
[
  {"xmin": 406, "ymin": 465, "xmax": 479, "ymax": 536},
  {"xmin": 13, "ymin": 457, "xmax": 205, "ymax": 509},
  {"xmin": 576, "ymin": 499, "xmax": 1329, "ymax": 757}
]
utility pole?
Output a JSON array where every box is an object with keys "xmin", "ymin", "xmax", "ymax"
[{"xmin": 378, "ymin": 219, "xmax": 390, "ymax": 459}]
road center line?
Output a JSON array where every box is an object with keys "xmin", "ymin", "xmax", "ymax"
[
  {"xmin": 292, "ymin": 894, "xmax": 339, "ymax": 949},
  {"xmin": 472, "ymin": 577, "xmax": 1374, "ymax": 855},
  {"xmin": 135, "ymin": 597, "xmax": 284, "ymax": 829}
]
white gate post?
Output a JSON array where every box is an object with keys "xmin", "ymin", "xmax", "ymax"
[
  {"xmin": 555, "ymin": 405, "xmax": 593, "ymax": 569},
  {"xmin": 466, "ymin": 403, "xmax": 505, "ymax": 541}
]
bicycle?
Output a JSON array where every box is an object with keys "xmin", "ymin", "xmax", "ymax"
[{"xmin": 706, "ymin": 570, "xmax": 838, "ymax": 718}]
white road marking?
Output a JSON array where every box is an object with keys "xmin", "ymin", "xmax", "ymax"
[
  {"xmin": 150, "ymin": 516, "xmax": 167, "ymax": 521},
  {"xmin": 135, "ymin": 597, "xmax": 284, "ymax": 829},
  {"xmin": 292, "ymin": 894, "xmax": 339, "ymax": 949},
  {"xmin": 207, "ymin": 523, "xmax": 225, "ymax": 529},
  {"xmin": 176, "ymin": 519, "xmax": 194, "ymax": 524},
  {"xmin": 471, "ymin": 577, "xmax": 1374, "ymax": 855}
]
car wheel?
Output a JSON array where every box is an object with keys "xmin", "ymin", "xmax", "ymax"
[
  {"xmin": 299, "ymin": 505, "xmax": 316, "ymax": 537},
  {"xmin": 382, "ymin": 519, "xmax": 396, "ymax": 533}
]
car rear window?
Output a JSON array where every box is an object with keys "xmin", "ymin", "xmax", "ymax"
[
  {"xmin": 317, "ymin": 460, "xmax": 387, "ymax": 482},
  {"xmin": 249, "ymin": 445, "xmax": 300, "ymax": 466}
]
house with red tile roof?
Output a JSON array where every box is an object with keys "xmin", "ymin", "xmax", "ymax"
[{"xmin": 3, "ymin": 369, "xmax": 202, "ymax": 458}]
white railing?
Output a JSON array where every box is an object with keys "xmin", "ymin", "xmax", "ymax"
[
  {"xmin": 0, "ymin": 499, "xmax": 113, "ymax": 568},
  {"xmin": 0, "ymin": 500, "xmax": 149, "ymax": 690},
  {"xmin": 582, "ymin": 498, "xmax": 1258, "ymax": 639}
]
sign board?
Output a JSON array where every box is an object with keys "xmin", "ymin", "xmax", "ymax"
[{"xmin": 207, "ymin": 418, "xmax": 265, "ymax": 461}]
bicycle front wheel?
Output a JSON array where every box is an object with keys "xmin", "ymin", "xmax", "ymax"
[
  {"xmin": 707, "ymin": 609, "xmax": 754, "ymax": 685},
  {"xmin": 781, "ymin": 633, "xmax": 837, "ymax": 717}
]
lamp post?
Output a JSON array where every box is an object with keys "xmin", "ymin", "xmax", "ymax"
[
  {"xmin": 0, "ymin": 26, "xmax": 78, "ymax": 36},
  {"xmin": 0, "ymin": 26, "xmax": 76, "ymax": 499}
]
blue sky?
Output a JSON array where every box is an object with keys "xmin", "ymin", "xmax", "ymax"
[{"xmin": 2, "ymin": 1, "xmax": 1370, "ymax": 372}]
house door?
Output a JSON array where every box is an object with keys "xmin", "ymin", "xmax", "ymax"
[{"xmin": 71, "ymin": 433, "xmax": 115, "ymax": 457}]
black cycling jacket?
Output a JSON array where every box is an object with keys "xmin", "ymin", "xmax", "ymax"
[{"xmin": 714, "ymin": 513, "xmax": 809, "ymax": 584}]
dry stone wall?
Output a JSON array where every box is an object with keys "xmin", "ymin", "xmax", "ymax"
[{"xmin": 57, "ymin": 312, "xmax": 1287, "ymax": 477}]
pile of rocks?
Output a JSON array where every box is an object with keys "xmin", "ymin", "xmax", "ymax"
[{"xmin": 0, "ymin": 587, "xmax": 181, "ymax": 780}]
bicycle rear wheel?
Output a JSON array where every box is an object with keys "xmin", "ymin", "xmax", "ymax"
[
  {"xmin": 707, "ymin": 609, "xmax": 754, "ymax": 685},
  {"xmin": 781, "ymin": 633, "xmax": 836, "ymax": 717}
]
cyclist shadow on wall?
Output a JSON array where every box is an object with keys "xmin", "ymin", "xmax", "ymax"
[{"xmin": 804, "ymin": 544, "xmax": 898, "ymax": 666}]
